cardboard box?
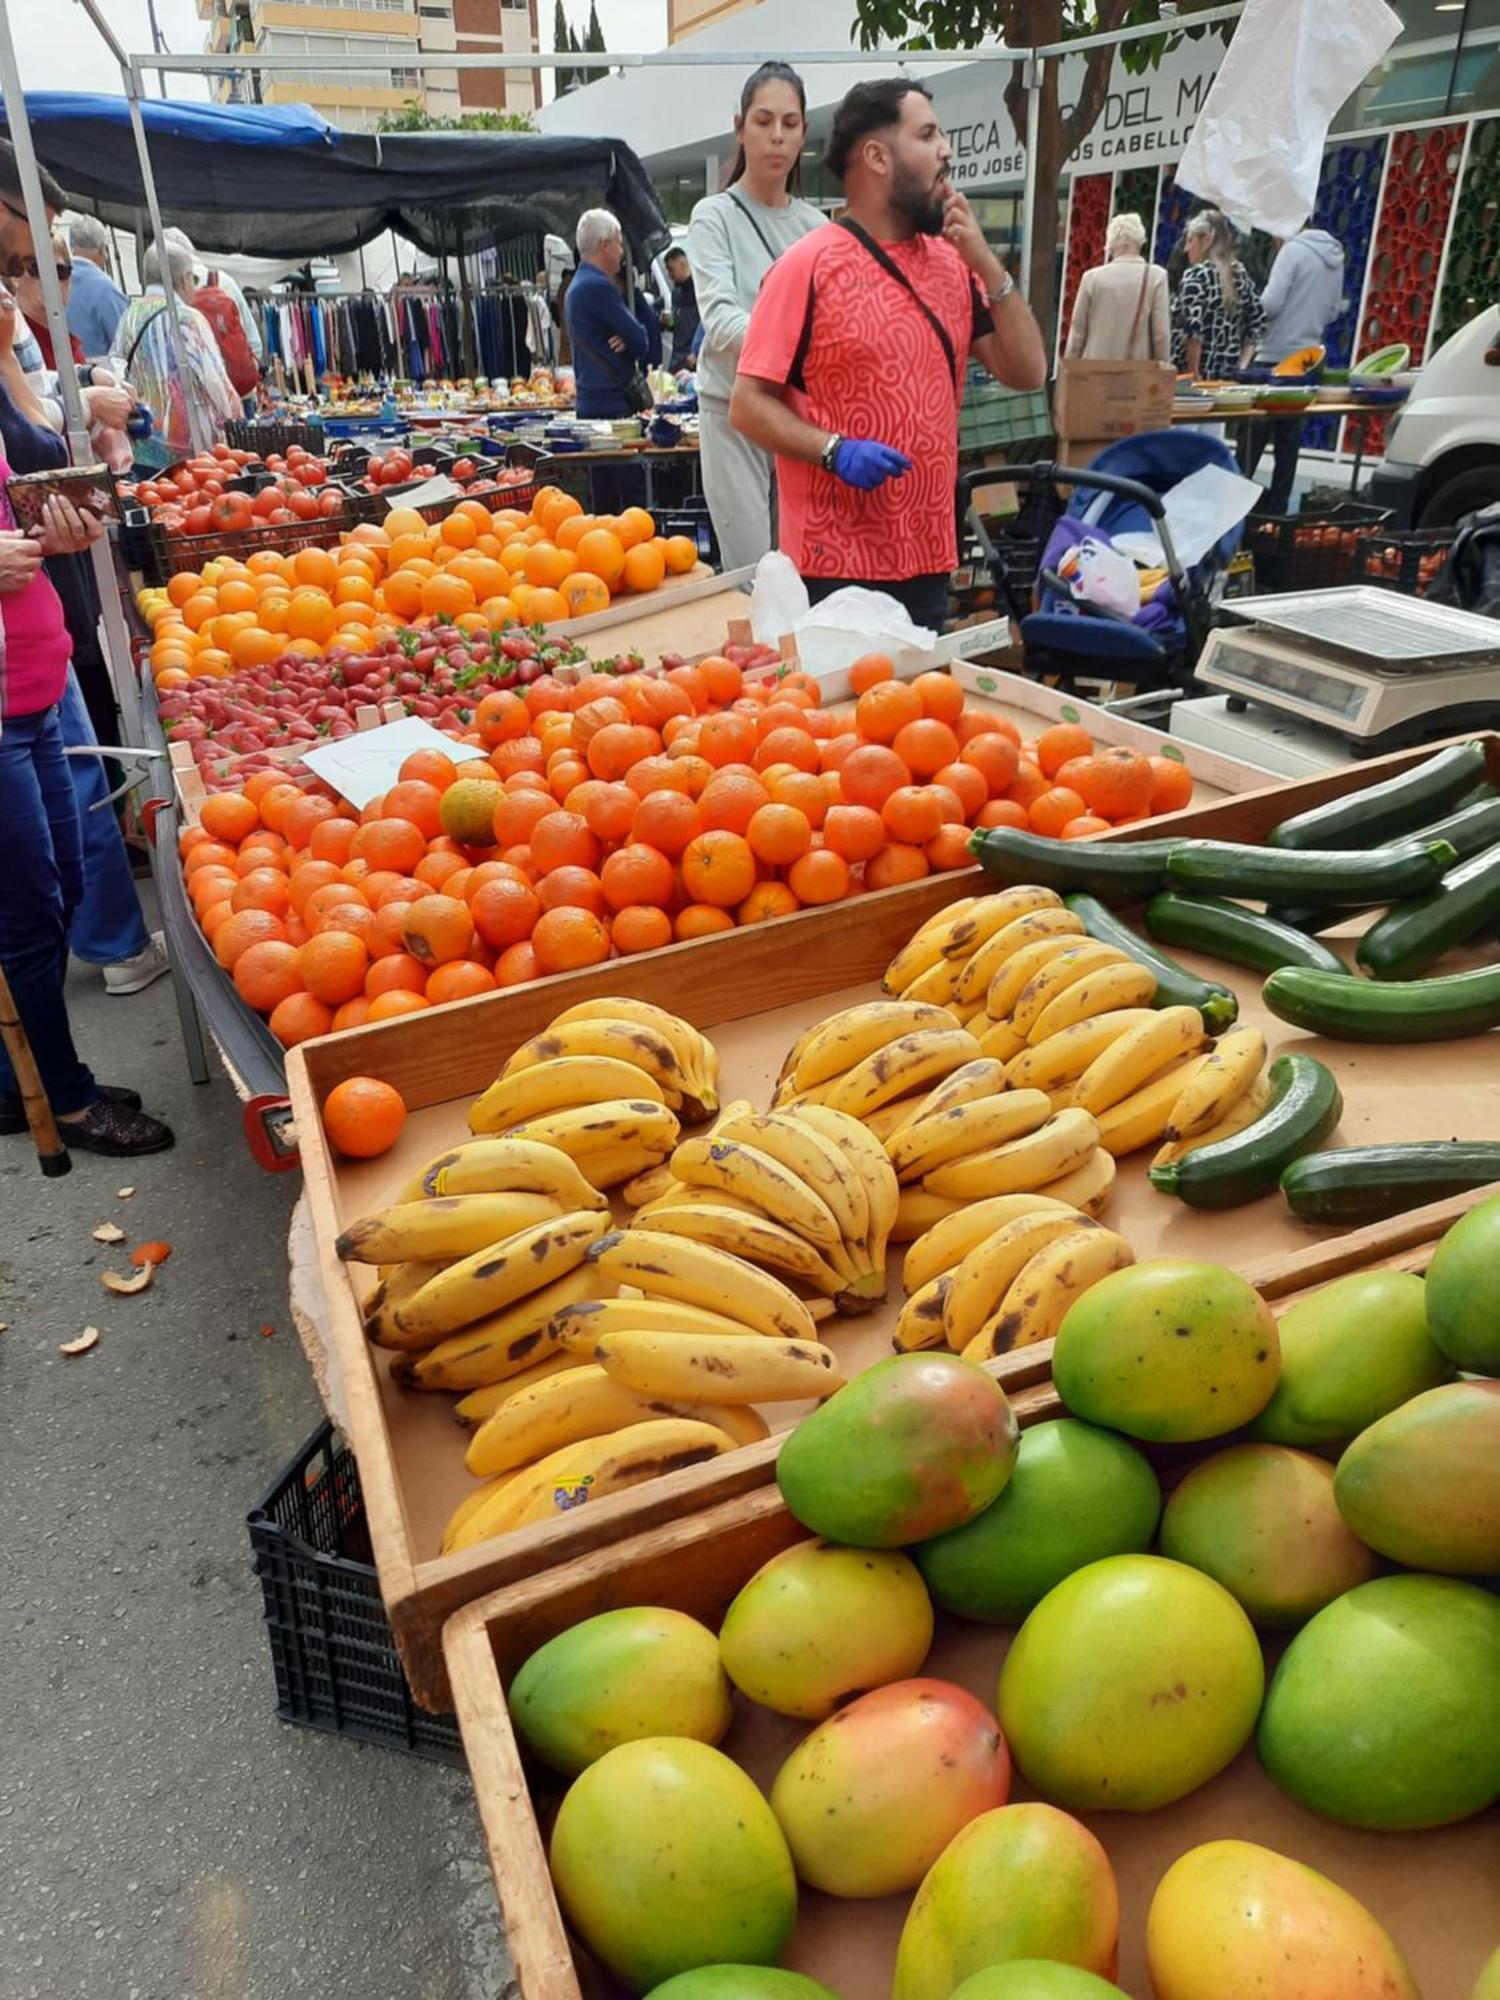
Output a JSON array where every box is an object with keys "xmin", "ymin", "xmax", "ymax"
[{"xmin": 1053, "ymin": 358, "xmax": 1176, "ymax": 445}]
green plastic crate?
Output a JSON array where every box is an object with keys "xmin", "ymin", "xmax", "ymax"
[{"xmin": 959, "ymin": 381, "xmax": 1053, "ymax": 455}]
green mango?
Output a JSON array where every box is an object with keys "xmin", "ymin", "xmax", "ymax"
[
  {"xmin": 1250, "ymin": 1268, "xmax": 1450, "ymax": 1446},
  {"xmin": 1424, "ymin": 1191, "xmax": 1500, "ymax": 1373},
  {"xmin": 1471, "ymin": 1947, "xmax": 1500, "ymax": 2000},
  {"xmin": 646, "ymin": 1972, "xmax": 839, "ymax": 1999},
  {"xmin": 1257, "ymin": 1573, "xmax": 1500, "ymax": 1829},
  {"xmin": 1160, "ymin": 1443, "xmax": 1376, "ymax": 1627},
  {"xmin": 1334, "ymin": 1380, "xmax": 1500, "ymax": 1574},
  {"xmin": 916, "ymin": 1419, "xmax": 1160, "ymax": 1624},
  {"xmin": 777, "ymin": 1353, "xmax": 1018, "ymax": 1547}
]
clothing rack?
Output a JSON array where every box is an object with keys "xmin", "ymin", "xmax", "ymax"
[{"xmin": 246, "ymin": 283, "xmax": 549, "ymax": 390}]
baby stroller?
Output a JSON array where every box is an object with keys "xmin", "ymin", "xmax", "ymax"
[{"xmin": 958, "ymin": 429, "xmax": 1247, "ymax": 696}]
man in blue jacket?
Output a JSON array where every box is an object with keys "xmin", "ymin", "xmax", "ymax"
[{"xmin": 564, "ymin": 209, "xmax": 650, "ymax": 419}]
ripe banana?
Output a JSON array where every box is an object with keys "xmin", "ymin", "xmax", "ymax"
[
  {"xmin": 886, "ymin": 1057, "xmax": 1008, "ymax": 1141},
  {"xmin": 1094, "ymin": 1054, "xmax": 1209, "ymax": 1158},
  {"xmin": 888, "ymin": 1088, "xmax": 1054, "ymax": 1183},
  {"xmin": 1163, "ymin": 1025, "xmax": 1267, "ymax": 1141},
  {"xmin": 821, "ymin": 1026, "xmax": 983, "ymax": 1120},
  {"xmin": 548, "ymin": 997, "xmax": 720, "ymax": 1115},
  {"xmin": 415, "ymin": 1136, "xmax": 608, "ymax": 1210},
  {"xmin": 975, "ymin": 1018, "xmax": 1026, "ymax": 1062},
  {"xmin": 390, "ymin": 1263, "xmax": 605, "ymax": 1391},
  {"xmin": 939, "ymin": 885, "xmax": 1064, "ymax": 960},
  {"xmin": 943, "ymin": 1209, "xmax": 1106, "ymax": 1353},
  {"xmin": 863, "ymin": 1096, "xmax": 927, "ymax": 1143},
  {"xmin": 442, "ymin": 1472, "xmax": 522, "ymax": 1553},
  {"xmin": 881, "ymin": 897, "xmax": 984, "ymax": 994},
  {"xmin": 954, "ymin": 906, "xmax": 1086, "ymax": 1009},
  {"xmin": 363, "ymin": 1259, "xmax": 450, "ymax": 1351},
  {"xmin": 588, "ymin": 1229, "xmax": 820, "ymax": 1342},
  {"xmin": 892, "ymin": 1187, "xmax": 965, "ymax": 1243},
  {"xmin": 712, "ymin": 1108, "xmax": 870, "ymax": 1263},
  {"xmin": 901, "ymin": 1192, "xmax": 1076, "ymax": 1294},
  {"xmin": 1036, "ymin": 1147, "xmax": 1118, "ymax": 1217},
  {"xmin": 791, "ymin": 1000, "xmax": 959, "ymax": 1094},
  {"xmin": 550, "ymin": 1295, "xmax": 771, "ymax": 1351},
  {"xmin": 791, "ymin": 1102, "xmax": 899, "ymax": 1283},
  {"xmin": 670, "ymin": 1135, "xmax": 844, "ymax": 1254},
  {"xmin": 467, "ymin": 1057, "xmax": 667, "ymax": 1138},
  {"xmin": 588, "ymin": 1327, "xmax": 845, "ymax": 1404},
  {"xmin": 1006, "ymin": 941, "xmax": 1133, "ymax": 1042},
  {"xmin": 1073, "ymin": 1006, "xmax": 1209, "ymax": 1118},
  {"xmin": 1152, "ymin": 1073, "xmax": 1273, "ymax": 1168},
  {"xmin": 622, "ymin": 1161, "xmax": 679, "ymax": 1207},
  {"xmin": 633, "ymin": 1201, "xmax": 848, "ymax": 1295},
  {"xmin": 897, "ymin": 955, "xmax": 970, "ymax": 1010},
  {"xmin": 500, "ymin": 1019, "xmax": 689, "ymax": 1107},
  {"xmin": 987, "ymin": 933, "xmax": 1099, "ymax": 1025},
  {"xmin": 572, "ymin": 1139, "xmax": 679, "ymax": 1190},
  {"xmin": 1026, "ymin": 960, "xmax": 1159, "ymax": 1043},
  {"xmin": 393, "ymin": 1210, "xmax": 611, "ymax": 1345},
  {"xmin": 1004, "ymin": 1009, "xmax": 1157, "ymax": 1096},
  {"xmin": 452, "ymin": 1350, "xmax": 585, "ymax": 1427},
  {"xmin": 965, "ymin": 1226, "xmax": 1134, "ymax": 1360},
  {"xmin": 336, "ymin": 1192, "xmax": 562, "ymax": 1265},
  {"xmin": 464, "ymin": 1362, "xmax": 769, "ymax": 1477},
  {"xmin": 500, "ymin": 1099, "xmax": 681, "ymax": 1167},
  {"xmin": 923, "ymin": 1106, "xmax": 1100, "ymax": 1201},
  {"xmin": 893, "ymin": 1272, "xmax": 952, "ymax": 1352}
]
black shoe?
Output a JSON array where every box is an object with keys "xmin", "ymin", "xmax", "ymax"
[
  {"xmin": 55, "ymin": 1098, "xmax": 175, "ymax": 1157},
  {"xmin": 0, "ymin": 1082, "xmax": 144, "ymax": 1136}
]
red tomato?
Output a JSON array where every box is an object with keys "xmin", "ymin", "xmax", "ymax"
[
  {"xmin": 210, "ymin": 491, "xmax": 255, "ymax": 532},
  {"xmin": 185, "ymin": 505, "xmax": 214, "ymax": 536}
]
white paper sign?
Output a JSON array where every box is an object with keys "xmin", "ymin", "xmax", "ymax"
[
  {"xmin": 377, "ymin": 473, "xmax": 463, "ymax": 513},
  {"xmin": 301, "ymin": 716, "xmax": 488, "ymax": 810}
]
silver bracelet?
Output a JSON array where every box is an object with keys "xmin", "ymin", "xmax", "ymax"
[{"xmin": 985, "ymin": 271, "xmax": 1016, "ymax": 306}]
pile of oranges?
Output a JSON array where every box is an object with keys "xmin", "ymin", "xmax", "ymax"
[
  {"xmin": 178, "ymin": 653, "xmax": 1195, "ymax": 1046},
  {"xmin": 139, "ymin": 486, "xmax": 700, "ymax": 687}
]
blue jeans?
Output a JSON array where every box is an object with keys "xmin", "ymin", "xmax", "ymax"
[
  {"xmin": 0, "ymin": 704, "xmax": 98, "ymax": 1115},
  {"xmin": 58, "ymin": 667, "xmax": 150, "ymax": 965}
]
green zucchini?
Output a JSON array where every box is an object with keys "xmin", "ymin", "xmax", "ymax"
[
  {"xmin": 1148, "ymin": 1053, "xmax": 1342, "ymax": 1209},
  {"xmin": 1266, "ymin": 741, "xmax": 1489, "ymax": 849},
  {"xmin": 1263, "ymin": 961, "xmax": 1500, "ymax": 1041},
  {"xmin": 968, "ymin": 827, "xmax": 1176, "ymax": 903},
  {"xmin": 1144, "ymin": 892, "xmax": 1349, "ymax": 977},
  {"xmin": 1281, "ymin": 1144, "xmax": 1500, "ymax": 1225},
  {"xmin": 1270, "ymin": 793, "xmax": 1500, "ymax": 932},
  {"xmin": 1062, "ymin": 893, "xmax": 1238, "ymax": 1031},
  {"xmin": 1164, "ymin": 838, "xmax": 1455, "ymax": 906},
  {"xmin": 1357, "ymin": 841, "xmax": 1500, "ymax": 980}
]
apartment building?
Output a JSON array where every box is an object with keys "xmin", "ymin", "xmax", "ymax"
[{"xmin": 199, "ymin": 0, "xmax": 540, "ymax": 133}]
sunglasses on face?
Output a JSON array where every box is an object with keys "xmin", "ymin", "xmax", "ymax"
[{"xmin": 5, "ymin": 257, "xmax": 71, "ymax": 282}]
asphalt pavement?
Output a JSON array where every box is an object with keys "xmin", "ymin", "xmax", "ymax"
[{"xmin": 0, "ymin": 928, "xmax": 513, "ymax": 2000}]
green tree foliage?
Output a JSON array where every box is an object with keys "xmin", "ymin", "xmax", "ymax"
[
  {"xmin": 554, "ymin": 0, "xmax": 575, "ymax": 95},
  {"xmin": 378, "ymin": 101, "xmax": 538, "ymax": 132}
]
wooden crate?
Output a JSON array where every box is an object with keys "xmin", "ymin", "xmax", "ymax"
[
  {"xmin": 285, "ymin": 734, "xmax": 1500, "ymax": 1711},
  {"xmin": 443, "ymin": 1201, "xmax": 1499, "ymax": 2000}
]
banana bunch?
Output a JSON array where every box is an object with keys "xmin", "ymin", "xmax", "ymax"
[
  {"xmin": 893, "ymin": 1190, "xmax": 1134, "ymax": 1361},
  {"xmin": 1152, "ymin": 1028, "xmax": 1270, "ymax": 1167},
  {"xmin": 771, "ymin": 1000, "xmax": 984, "ymax": 1123},
  {"xmin": 472, "ymin": 997, "xmax": 719, "ymax": 1130},
  {"xmin": 629, "ymin": 1100, "xmax": 898, "ymax": 1312}
]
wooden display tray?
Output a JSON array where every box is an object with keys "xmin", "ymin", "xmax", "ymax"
[
  {"xmin": 284, "ymin": 731, "xmax": 1500, "ymax": 1711},
  {"xmin": 443, "ymin": 1186, "xmax": 1500, "ymax": 2000}
]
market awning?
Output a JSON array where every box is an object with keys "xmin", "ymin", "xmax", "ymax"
[{"xmin": 0, "ymin": 92, "xmax": 670, "ymax": 264}]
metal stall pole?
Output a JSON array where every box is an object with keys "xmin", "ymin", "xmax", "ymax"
[{"xmin": 1019, "ymin": 53, "xmax": 1041, "ymax": 301}]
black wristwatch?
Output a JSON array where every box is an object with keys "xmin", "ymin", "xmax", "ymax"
[{"xmin": 820, "ymin": 432, "xmax": 843, "ymax": 474}]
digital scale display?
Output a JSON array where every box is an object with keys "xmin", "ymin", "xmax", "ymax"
[{"xmin": 1203, "ymin": 638, "xmax": 1368, "ymax": 723}]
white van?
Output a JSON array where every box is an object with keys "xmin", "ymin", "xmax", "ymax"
[{"xmin": 1368, "ymin": 306, "xmax": 1500, "ymax": 528}]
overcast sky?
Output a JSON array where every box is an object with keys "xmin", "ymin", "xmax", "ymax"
[{"xmin": 12, "ymin": 0, "xmax": 670, "ymax": 101}]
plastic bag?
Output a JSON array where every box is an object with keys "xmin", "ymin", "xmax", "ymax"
[{"xmin": 1175, "ymin": 0, "xmax": 1400, "ymax": 237}]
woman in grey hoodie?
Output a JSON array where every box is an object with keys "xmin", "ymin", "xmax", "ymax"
[{"xmin": 1242, "ymin": 225, "xmax": 1347, "ymax": 516}]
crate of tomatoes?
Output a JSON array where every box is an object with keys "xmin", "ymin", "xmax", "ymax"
[{"xmin": 118, "ymin": 441, "xmax": 357, "ymax": 582}]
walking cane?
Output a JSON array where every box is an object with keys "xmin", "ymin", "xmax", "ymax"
[{"xmin": 0, "ymin": 963, "xmax": 70, "ymax": 1177}]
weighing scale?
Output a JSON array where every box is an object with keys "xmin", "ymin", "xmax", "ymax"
[{"xmin": 1194, "ymin": 588, "xmax": 1500, "ymax": 757}]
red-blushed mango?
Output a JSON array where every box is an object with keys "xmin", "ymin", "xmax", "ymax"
[
  {"xmin": 1160, "ymin": 1443, "xmax": 1376, "ymax": 1627},
  {"xmin": 1256, "ymin": 1574, "xmax": 1500, "ymax": 1830},
  {"xmin": 550, "ymin": 1738, "xmax": 796, "ymax": 1994},
  {"xmin": 645, "ymin": 1972, "xmax": 839, "ymax": 1999},
  {"xmin": 769, "ymin": 1679, "xmax": 1011, "ymax": 1898},
  {"xmin": 718, "ymin": 1539, "xmax": 933, "ymax": 1720},
  {"xmin": 1053, "ymin": 1260, "xmax": 1279, "ymax": 1442},
  {"xmin": 1423, "ymin": 1189, "xmax": 1500, "ymax": 1373},
  {"xmin": 950, "ymin": 1967, "xmax": 1128, "ymax": 1999},
  {"xmin": 891, "ymin": 1803, "xmax": 1119, "ymax": 2000},
  {"xmin": 776, "ymin": 1353, "xmax": 1019, "ymax": 1546},
  {"xmin": 997, "ymin": 1554, "xmax": 1263, "ymax": 1811},
  {"xmin": 1251, "ymin": 1268, "xmax": 1449, "ymax": 1446},
  {"xmin": 1146, "ymin": 1839, "xmax": 1420, "ymax": 1999},
  {"xmin": 1333, "ymin": 1379, "xmax": 1500, "ymax": 1574}
]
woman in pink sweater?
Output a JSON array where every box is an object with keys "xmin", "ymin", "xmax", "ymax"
[{"xmin": 1, "ymin": 459, "xmax": 174, "ymax": 1155}]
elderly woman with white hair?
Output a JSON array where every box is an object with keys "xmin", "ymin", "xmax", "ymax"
[
  {"xmin": 1064, "ymin": 211, "xmax": 1170, "ymax": 363},
  {"xmin": 107, "ymin": 237, "xmax": 239, "ymax": 469}
]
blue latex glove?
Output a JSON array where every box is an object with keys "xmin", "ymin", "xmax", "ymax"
[{"xmin": 830, "ymin": 438, "xmax": 912, "ymax": 490}]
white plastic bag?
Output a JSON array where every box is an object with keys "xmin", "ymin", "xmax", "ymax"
[
  {"xmin": 747, "ymin": 549, "xmax": 809, "ymax": 645},
  {"xmin": 1175, "ymin": 0, "xmax": 1400, "ymax": 237}
]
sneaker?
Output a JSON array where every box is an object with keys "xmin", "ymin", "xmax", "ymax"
[
  {"xmin": 104, "ymin": 932, "xmax": 170, "ymax": 997},
  {"xmin": 56, "ymin": 1097, "xmax": 175, "ymax": 1157},
  {"xmin": 0, "ymin": 1082, "xmax": 142, "ymax": 1136}
]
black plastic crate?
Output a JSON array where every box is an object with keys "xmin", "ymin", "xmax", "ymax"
[
  {"xmin": 1245, "ymin": 502, "xmax": 1392, "ymax": 593},
  {"xmin": 657, "ymin": 500, "xmax": 719, "ymax": 565},
  {"xmin": 344, "ymin": 474, "xmax": 537, "ymax": 529},
  {"xmin": 1352, "ymin": 528, "xmax": 1456, "ymax": 596},
  {"xmin": 247, "ymin": 1422, "xmax": 464, "ymax": 1763},
  {"xmin": 226, "ymin": 417, "xmax": 325, "ymax": 456},
  {"xmin": 144, "ymin": 505, "xmax": 360, "ymax": 581}
]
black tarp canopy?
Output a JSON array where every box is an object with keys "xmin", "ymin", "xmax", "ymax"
[{"xmin": 0, "ymin": 94, "xmax": 670, "ymax": 263}]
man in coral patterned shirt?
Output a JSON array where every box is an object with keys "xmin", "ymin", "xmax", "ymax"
[{"xmin": 731, "ymin": 78, "xmax": 1045, "ymax": 629}]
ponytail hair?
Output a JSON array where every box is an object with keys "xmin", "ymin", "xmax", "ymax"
[{"xmin": 723, "ymin": 61, "xmax": 807, "ymax": 196}]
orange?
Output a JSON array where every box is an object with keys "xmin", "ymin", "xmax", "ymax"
[
  {"xmin": 631, "ymin": 790, "xmax": 701, "ymax": 858},
  {"xmin": 474, "ymin": 690, "xmax": 531, "ymax": 747},
  {"xmin": 400, "ymin": 748, "xmax": 461, "ymax": 791},
  {"xmin": 531, "ymin": 905, "xmax": 611, "ymax": 974},
  {"xmin": 865, "ymin": 841, "xmax": 930, "ymax": 890},
  {"xmin": 573, "ymin": 528, "xmax": 626, "ymax": 591},
  {"xmin": 233, "ymin": 938, "xmax": 304, "ymax": 1011},
  {"xmin": 492, "ymin": 737, "xmax": 547, "ymax": 783},
  {"xmin": 528, "ymin": 587, "xmax": 569, "ymax": 625},
  {"xmin": 848, "ymin": 653, "xmax": 895, "ymax": 694},
  {"xmin": 926, "ymin": 824, "xmax": 975, "ymax": 871},
  {"xmin": 621, "ymin": 541, "xmax": 666, "ymax": 593},
  {"xmin": 881, "ymin": 786, "xmax": 945, "ymax": 846},
  {"xmin": 539, "ymin": 491, "xmax": 584, "ymax": 538},
  {"xmin": 530, "ymin": 810, "xmax": 600, "ymax": 875},
  {"xmin": 697, "ymin": 656, "xmax": 743, "ymax": 705},
  {"xmin": 680, "ymin": 830, "xmax": 757, "ymax": 909},
  {"xmin": 216, "ymin": 579, "xmax": 258, "ymax": 615},
  {"xmin": 309, "ymin": 901, "xmax": 381, "ymax": 952},
  {"xmin": 567, "ymin": 780, "xmax": 635, "ymax": 844},
  {"xmin": 765, "ymin": 771, "xmax": 829, "ymax": 829},
  {"xmin": 560, "ymin": 571, "xmax": 610, "ymax": 619},
  {"xmin": 697, "ymin": 712, "xmax": 758, "ymax": 768},
  {"xmin": 298, "ymin": 930, "xmax": 370, "ymax": 1005},
  {"xmin": 738, "ymin": 881, "xmax": 800, "ymax": 924},
  {"xmin": 492, "ymin": 787, "xmax": 555, "ymax": 848},
  {"xmin": 536, "ymin": 865, "xmax": 607, "ymax": 917},
  {"xmin": 322, "ymin": 1075, "xmax": 407, "ymax": 1157},
  {"xmin": 380, "ymin": 571, "xmax": 423, "ymax": 620},
  {"xmin": 746, "ymin": 803, "xmax": 812, "ymax": 867},
  {"xmin": 1147, "ymin": 755, "xmax": 1193, "ymax": 815},
  {"xmin": 616, "ymin": 506, "xmax": 656, "ymax": 549},
  {"xmin": 401, "ymin": 895, "xmax": 475, "ymax": 967},
  {"xmin": 623, "ymin": 755, "xmax": 689, "ymax": 800},
  {"xmin": 231, "ymin": 867, "xmax": 293, "ymax": 917},
  {"xmin": 424, "ymin": 960, "xmax": 496, "ymax": 1004},
  {"xmin": 662, "ymin": 534, "xmax": 698, "ymax": 576},
  {"xmin": 930, "ymin": 761, "xmax": 986, "ymax": 821},
  {"xmin": 420, "ymin": 571, "xmax": 477, "ymax": 620},
  {"xmin": 287, "ymin": 590, "xmax": 336, "ymax": 645},
  {"xmin": 520, "ymin": 541, "xmax": 572, "ymax": 590},
  {"xmin": 266, "ymin": 992, "xmax": 332, "ymax": 1047},
  {"xmin": 1036, "ymin": 721, "xmax": 1095, "ymax": 778},
  {"xmin": 891, "ymin": 718, "xmax": 961, "ymax": 781},
  {"xmin": 439, "ymin": 509, "xmax": 478, "ymax": 550},
  {"xmin": 1005, "ymin": 760, "xmax": 1051, "ymax": 812},
  {"xmin": 587, "ymin": 722, "xmax": 660, "ymax": 783},
  {"xmin": 414, "ymin": 850, "xmax": 468, "ymax": 892},
  {"xmin": 839, "ymin": 745, "xmax": 910, "ymax": 812},
  {"xmin": 330, "ymin": 996, "xmax": 373, "ymax": 1033},
  {"xmin": 960, "ymin": 733, "xmax": 1022, "ymax": 799},
  {"xmin": 470, "ymin": 876, "xmax": 541, "ymax": 948},
  {"xmin": 212, "ymin": 907, "xmax": 287, "ymax": 969},
  {"xmin": 910, "ymin": 671, "xmax": 965, "ymax": 724},
  {"xmin": 199, "ymin": 792, "xmax": 258, "ymax": 845},
  {"xmin": 352, "ymin": 817, "xmax": 427, "ymax": 875},
  {"xmin": 674, "ymin": 903, "xmax": 735, "ymax": 940},
  {"xmin": 366, "ymin": 989, "xmax": 433, "ymax": 1021},
  {"xmin": 493, "ymin": 940, "xmax": 541, "ymax": 987},
  {"xmin": 1075, "ymin": 747, "xmax": 1154, "ymax": 822},
  {"xmin": 292, "ymin": 547, "xmax": 338, "ymax": 592},
  {"xmin": 308, "ymin": 817, "xmax": 360, "ymax": 865},
  {"xmin": 556, "ymin": 512, "xmax": 596, "ymax": 554},
  {"xmin": 600, "ymin": 844, "xmax": 674, "ymax": 912},
  {"xmin": 289, "ymin": 861, "xmax": 343, "ymax": 915},
  {"xmin": 181, "ymin": 591, "xmax": 219, "ymax": 632},
  {"xmin": 855, "ymin": 680, "xmax": 923, "ymax": 744},
  {"xmin": 753, "ymin": 726, "xmax": 820, "ymax": 776},
  {"xmin": 823, "ymin": 803, "xmax": 886, "ymax": 863},
  {"xmin": 366, "ymin": 954, "xmax": 428, "ymax": 999},
  {"xmin": 959, "ymin": 709, "xmax": 1021, "ymax": 748},
  {"xmin": 787, "ymin": 848, "xmax": 852, "ymax": 904},
  {"xmin": 382, "ymin": 779, "xmax": 445, "ymax": 842},
  {"xmin": 976, "ymin": 798, "xmax": 1032, "ymax": 831},
  {"xmin": 1060, "ymin": 814, "xmax": 1112, "ymax": 840},
  {"xmin": 610, "ymin": 905, "xmax": 672, "ymax": 955},
  {"xmin": 1028, "ymin": 785, "xmax": 1089, "ymax": 838},
  {"xmin": 698, "ymin": 771, "xmax": 770, "ymax": 835},
  {"xmin": 334, "ymin": 573, "xmax": 376, "ymax": 608}
]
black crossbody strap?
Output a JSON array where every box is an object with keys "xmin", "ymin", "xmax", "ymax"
[
  {"xmin": 121, "ymin": 304, "xmax": 170, "ymax": 374},
  {"xmin": 726, "ymin": 189, "xmax": 784, "ymax": 266},
  {"xmin": 836, "ymin": 216, "xmax": 957, "ymax": 379}
]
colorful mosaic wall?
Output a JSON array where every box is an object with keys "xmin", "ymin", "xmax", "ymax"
[
  {"xmin": 1153, "ymin": 170, "xmax": 1196, "ymax": 270},
  {"xmin": 1361, "ymin": 123, "xmax": 1466, "ymax": 364},
  {"xmin": 1113, "ymin": 166, "xmax": 1160, "ymax": 227},
  {"xmin": 1058, "ymin": 173, "xmax": 1113, "ymax": 351},
  {"xmin": 1433, "ymin": 116, "xmax": 1500, "ymax": 350},
  {"xmin": 1304, "ymin": 135, "xmax": 1388, "ymax": 449}
]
